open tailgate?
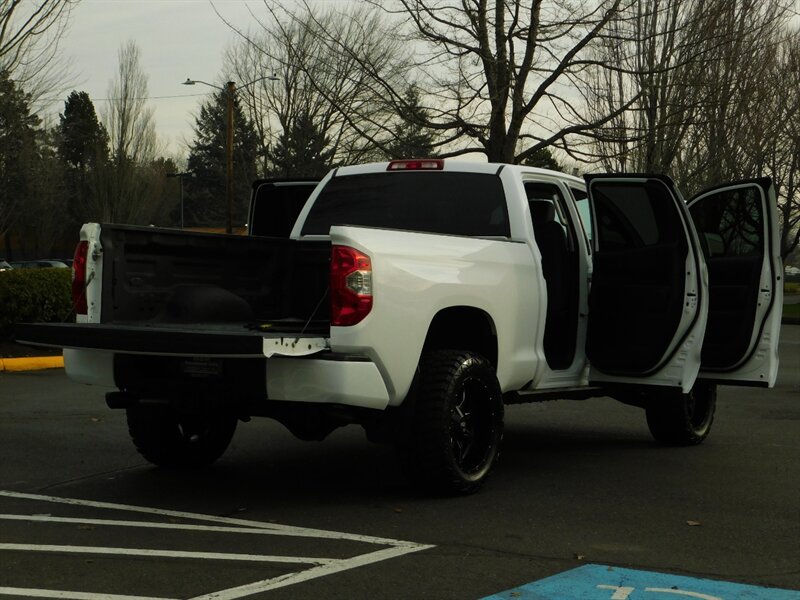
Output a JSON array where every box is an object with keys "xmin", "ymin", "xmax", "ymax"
[{"xmin": 15, "ymin": 322, "xmax": 329, "ymax": 358}]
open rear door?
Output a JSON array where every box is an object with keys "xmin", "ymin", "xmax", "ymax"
[
  {"xmin": 584, "ymin": 175, "xmax": 707, "ymax": 392},
  {"xmin": 687, "ymin": 178, "xmax": 782, "ymax": 386},
  {"xmin": 248, "ymin": 179, "xmax": 319, "ymax": 237}
]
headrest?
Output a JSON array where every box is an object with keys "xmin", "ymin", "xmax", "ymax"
[{"xmin": 529, "ymin": 200, "xmax": 555, "ymax": 224}]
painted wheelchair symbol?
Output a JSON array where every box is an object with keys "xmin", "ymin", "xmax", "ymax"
[{"xmin": 599, "ymin": 585, "xmax": 723, "ymax": 600}]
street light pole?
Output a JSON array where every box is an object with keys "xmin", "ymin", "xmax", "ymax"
[
  {"xmin": 183, "ymin": 75, "xmax": 279, "ymax": 235},
  {"xmin": 166, "ymin": 171, "xmax": 194, "ymax": 229}
]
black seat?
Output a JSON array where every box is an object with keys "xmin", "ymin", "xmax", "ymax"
[
  {"xmin": 530, "ymin": 201, "xmax": 566, "ymax": 305},
  {"xmin": 529, "ymin": 200, "xmax": 571, "ymax": 369}
]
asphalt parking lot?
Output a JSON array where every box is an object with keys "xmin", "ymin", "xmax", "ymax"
[{"xmin": 0, "ymin": 325, "xmax": 798, "ymax": 599}]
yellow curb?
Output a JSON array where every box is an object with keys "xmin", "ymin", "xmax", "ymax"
[{"xmin": 0, "ymin": 355, "xmax": 64, "ymax": 372}]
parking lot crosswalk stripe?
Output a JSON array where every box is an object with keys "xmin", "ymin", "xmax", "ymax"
[
  {"xmin": 0, "ymin": 586, "xmax": 175, "ymax": 600},
  {"xmin": 0, "ymin": 543, "xmax": 335, "ymax": 565}
]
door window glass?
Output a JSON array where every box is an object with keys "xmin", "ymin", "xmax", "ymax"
[
  {"xmin": 590, "ymin": 181, "xmax": 683, "ymax": 251},
  {"xmin": 689, "ymin": 187, "xmax": 763, "ymax": 258},
  {"xmin": 570, "ymin": 186, "xmax": 591, "ymax": 242}
]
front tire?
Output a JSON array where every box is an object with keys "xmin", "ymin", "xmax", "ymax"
[
  {"xmin": 403, "ymin": 350, "xmax": 504, "ymax": 494},
  {"xmin": 646, "ymin": 382, "xmax": 716, "ymax": 446},
  {"xmin": 126, "ymin": 403, "xmax": 237, "ymax": 467}
]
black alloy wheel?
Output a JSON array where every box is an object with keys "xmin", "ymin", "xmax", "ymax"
[{"xmin": 404, "ymin": 350, "xmax": 504, "ymax": 494}]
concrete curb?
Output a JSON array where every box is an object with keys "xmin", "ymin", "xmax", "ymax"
[{"xmin": 0, "ymin": 355, "xmax": 64, "ymax": 372}]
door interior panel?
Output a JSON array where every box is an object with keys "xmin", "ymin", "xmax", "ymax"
[
  {"xmin": 587, "ymin": 242, "xmax": 686, "ymax": 374},
  {"xmin": 702, "ymin": 256, "xmax": 761, "ymax": 368},
  {"xmin": 586, "ymin": 178, "xmax": 691, "ymax": 376},
  {"xmin": 689, "ymin": 185, "xmax": 765, "ymax": 370}
]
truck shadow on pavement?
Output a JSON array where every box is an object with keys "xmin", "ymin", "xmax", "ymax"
[{"xmin": 57, "ymin": 412, "xmax": 682, "ymax": 511}]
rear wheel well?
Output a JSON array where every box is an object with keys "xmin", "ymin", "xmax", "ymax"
[{"xmin": 423, "ymin": 307, "xmax": 498, "ymax": 367}]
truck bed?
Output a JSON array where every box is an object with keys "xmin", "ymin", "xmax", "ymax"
[{"xmin": 99, "ymin": 224, "xmax": 331, "ymax": 329}]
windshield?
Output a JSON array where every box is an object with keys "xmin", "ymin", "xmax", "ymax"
[{"xmin": 301, "ymin": 171, "xmax": 509, "ymax": 237}]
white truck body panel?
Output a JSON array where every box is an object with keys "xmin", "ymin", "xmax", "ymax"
[
  {"xmin": 63, "ymin": 348, "xmax": 115, "ymax": 387},
  {"xmin": 327, "ymin": 225, "xmax": 544, "ymax": 405},
  {"xmin": 266, "ymin": 357, "xmax": 390, "ymax": 409}
]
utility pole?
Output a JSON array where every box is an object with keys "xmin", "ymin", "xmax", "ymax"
[
  {"xmin": 226, "ymin": 81, "xmax": 235, "ymax": 235},
  {"xmin": 183, "ymin": 75, "xmax": 278, "ymax": 235}
]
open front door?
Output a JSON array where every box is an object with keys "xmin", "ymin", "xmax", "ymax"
[
  {"xmin": 584, "ymin": 175, "xmax": 707, "ymax": 392},
  {"xmin": 687, "ymin": 178, "xmax": 782, "ymax": 387}
]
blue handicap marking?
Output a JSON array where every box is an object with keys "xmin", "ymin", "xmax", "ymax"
[{"xmin": 482, "ymin": 564, "xmax": 800, "ymax": 599}]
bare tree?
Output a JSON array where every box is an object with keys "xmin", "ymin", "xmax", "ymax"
[
  {"xmin": 583, "ymin": 0, "xmax": 709, "ymax": 172},
  {"xmin": 679, "ymin": 0, "xmax": 789, "ymax": 187},
  {"xmin": 89, "ymin": 40, "xmax": 164, "ymax": 225},
  {"xmin": 220, "ymin": 2, "xmax": 404, "ymax": 172},
  {"xmin": 105, "ymin": 41, "xmax": 157, "ymax": 167},
  {"xmin": 298, "ymin": 0, "xmax": 644, "ymax": 163},
  {"xmin": 583, "ymin": 0, "xmax": 799, "ymax": 258},
  {"xmin": 0, "ymin": 0, "xmax": 78, "ymax": 102},
  {"xmin": 752, "ymin": 29, "xmax": 800, "ymax": 260}
]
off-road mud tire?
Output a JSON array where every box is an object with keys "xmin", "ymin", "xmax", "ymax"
[
  {"xmin": 646, "ymin": 382, "xmax": 716, "ymax": 446},
  {"xmin": 126, "ymin": 403, "xmax": 237, "ymax": 467},
  {"xmin": 403, "ymin": 350, "xmax": 504, "ymax": 494}
]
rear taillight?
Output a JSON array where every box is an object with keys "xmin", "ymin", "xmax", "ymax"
[
  {"xmin": 72, "ymin": 241, "xmax": 89, "ymax": 315},
  {"xmin": 330, "ymin": 245, "xmax": 372, "ymax": 326}
]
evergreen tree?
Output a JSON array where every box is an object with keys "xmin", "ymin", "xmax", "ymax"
[
  {"xmin": 57, "ymin": 91, "xmax": 109, "ymax": 227},
  {"xmin": 186, "ymin": 88, "xmax": 260, "ymax": 228},
  {"xmin": 58, "ymin": 91, "xmax": 109, "ymax": 171},
  {"xmin": 385, "ymin": 88, "xmax": 436, "ymax": 159},
  {"xmin": 0, "ymin": 70, "xmax": 40, "ymax": 243},
  {"xmin": 93, "ymin": 41, "xmax": 164, "ymax": 226},
  {"xmin": 15, "ymin": 127, "xmax": 71, "ymax": 257},
  {"xmin": 520, "ymin": 147, "xmax": 562, "ymax": 171},
  {"xmin": 147, "ymin": 156, "xmax": 181, "ymax": 227},
  {"xmin": 267, "ymin": 112, "xmax": 333, "ymax": 178}
]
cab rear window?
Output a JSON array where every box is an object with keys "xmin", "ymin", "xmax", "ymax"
[{"xmin": 301, "ymin": 172, "xmax": 509, "ymax": 237}]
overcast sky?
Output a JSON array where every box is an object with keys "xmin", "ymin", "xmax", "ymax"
[{"xmin": 52, "ymin": 0, "xmax": 277, "ymax": 158}]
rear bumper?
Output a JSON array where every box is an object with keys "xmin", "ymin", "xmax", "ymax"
[
  {"xmin": 267, "ymin": 356, "xmax": 390, "ymax": 409},
  {"xmin": 62, "ymin": 348, "xmax": 391, "ymax": 411}
]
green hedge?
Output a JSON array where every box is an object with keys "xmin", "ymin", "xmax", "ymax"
[{"xmin": 0, "ymin": 268, "xmax": 72, "ymax": 339}]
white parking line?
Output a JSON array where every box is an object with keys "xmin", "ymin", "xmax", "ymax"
[
  {"xmin": 0, "ymin": 588, "xmax": 173, "ymax": 600},
  {"xmin": 0, "ymin": 490, "xmax": 434, "ymax": 600},
  {"xmin": 0, "ymin": 514, "xmax": 339, "ymax": 537},
  {"xmin": 188, "ymin": 544, "xmax": 439, "ymax": 600},
  {"xmin": 0, "ymin": 490, "xmax": 407, "ymax": 543},
  {"xmin": 0, "ymin": 543, "xmax": 334, "ymax": 565}
]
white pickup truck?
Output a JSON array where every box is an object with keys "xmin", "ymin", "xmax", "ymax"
[{"xmin": 18, "ymin": 159, "xmax": 783, "ymax": 494}]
